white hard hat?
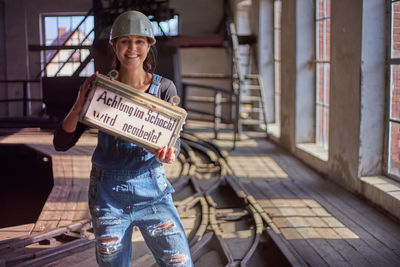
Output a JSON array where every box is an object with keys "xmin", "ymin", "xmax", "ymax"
[{"xmin": 110, "ymin": 10, "xmax": 156, "ymax": 45}]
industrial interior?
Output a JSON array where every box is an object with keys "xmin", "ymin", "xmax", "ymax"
[{"xmin": 1, "ymin": 0, "xmax": 400, "ymax": 266}]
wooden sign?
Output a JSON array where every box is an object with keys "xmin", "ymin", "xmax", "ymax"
[{"xmin": 79, "ymin": 73, "xmax": 187, "ymax": 153}]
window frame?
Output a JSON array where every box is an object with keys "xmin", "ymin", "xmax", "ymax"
[
  {"xmin": 40, "ymin": 13, "xmax": 95, "ymax": 77},
  {"xmin": 385, "ymin": 0, "xmax": 400, "ymax": 182},
  {"xmin": 314, "ymin": 0, "xmax": 331, "ymax": 149},
  {"xmin": 273, "ymin": 0, "xmax": 282, "ymax": 126}
]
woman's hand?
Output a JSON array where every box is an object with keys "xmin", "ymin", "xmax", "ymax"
[
  {"xmin": 61, "ymin": 72, "xmax": 97, "ymax": 133},
  {"xmin": 154, "ymin": 146, "xmax": 176, "ymax": 164},
  {"xmin": 72, "ymin": 72, "xmax": 97, "ymax": 114}
]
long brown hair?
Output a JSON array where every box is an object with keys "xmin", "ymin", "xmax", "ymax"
[{"xmin": 110, "ymin": 37, "xmax": 157, "ymax": 73}]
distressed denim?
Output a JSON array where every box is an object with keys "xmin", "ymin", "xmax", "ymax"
[{"xmin": 89, "ymin": 165, "xmax": 193, "ymax": 267}]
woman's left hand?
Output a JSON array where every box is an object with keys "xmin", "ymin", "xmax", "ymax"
[{"xmin": 154, "ymin": 146, "xmax": 176, "ymax": 164}]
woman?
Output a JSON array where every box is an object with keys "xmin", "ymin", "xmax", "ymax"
[{"xmin": 53, "ymin": 10, "xmax": 193, "ymax": 267}]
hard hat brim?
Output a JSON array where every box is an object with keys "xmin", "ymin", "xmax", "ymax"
[{"xmin": 110, "ymin": 34, "xmax": 156, "ymax": 45}]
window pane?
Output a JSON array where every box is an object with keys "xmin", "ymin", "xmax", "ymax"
[
  {"xmin": 315, "ymin": 104, "xmax": 329, "ymax": 148},
  {"xmin": 315, "ymin": 0, "xmax": 331, "ymax": 149},
  {"xmin": 389, "ymin": 2, "xmax": 400, "ymax": 181},
  {"xmin": 273, "ymin": 0, "xmax": 282, "ymax": 125},
  {"xmin": 57, "ymin": 16, "xmax": 71, "ymax": 40},
  {"xmin": 44, "ymin": 17, "xmax": 58, "ymax": 45},
  {"xmin": 151, "ymin": 15, "xmax": 179, "ymax": 36},
  {"xmin": 389, "ymin": 121, "xmax": 400, "ymax": 178},
  {"xmin": 72, "ymin": 16, "xmax": 84, "ymax": 30},
  {"xmin": 317, "ymin": 64, "xmax": 330, "ymax": 103},
  {"xmin": 392, "ymin": 2, "xmax": 400, "ymax": 58},
  {"xmin": 391, "ymin": 65, "xmax": 400, "ymax": 121},
  {"xmin": 316, "ymin": 20, "xmax": 330, "ymax": 61},
  {"xmin": 46, "ymin": 63, "xmax": 59, "ymax": 76},
  {"xmin": 317, "ymin": 0, "xmax": 331, "ymax": 19},
  {"xmin": 80, "ymin": 59, "xmax": 95, "ymax": 77},
  {"xmin": 316, "ymin": 105, "xmax": 324, "ymax": 143},
  {"xmin": 274, "ymin": 62, "xmax": 281, "ymax": 124}
]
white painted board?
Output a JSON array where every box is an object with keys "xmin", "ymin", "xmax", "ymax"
[{"xmin": 79, "ymin": 74, "xmax": 186, "ymax": 153}]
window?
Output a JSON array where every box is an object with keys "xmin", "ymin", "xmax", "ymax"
[
  {"xmin": 42, "ymin": 15, "xmax": 94, "ymax": 77},
  {"xmin": 273, "ymin": 0, "xmax": 282, "ymax": 126},
  {"xmin": 315, "ymin": 0, "xmax": 331, "ymax": 148},
  {"xmin": 150, "ymin": 15, "xmax": 179, "ymax": 36},
  {"xmin": 388, "ymin": 1, "xmax": 400, "ymax": 180}
]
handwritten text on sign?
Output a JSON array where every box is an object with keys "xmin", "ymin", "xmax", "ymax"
[{"xmin": 85, "ymin": 87, "xmax": 178, "ymax": 147}]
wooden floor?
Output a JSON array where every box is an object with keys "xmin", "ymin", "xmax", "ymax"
[
  {"xmin": 1, "ymin": 124, "xmax": 400, "ymax": 266},
  {"xmin": 209, "ymin": 130, "xmax": 400, "ymax": 267}
]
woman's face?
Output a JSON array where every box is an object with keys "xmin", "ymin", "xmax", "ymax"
[{"xmin": 113, "ymin": 35, "xmax": 150, "ymax": 70}]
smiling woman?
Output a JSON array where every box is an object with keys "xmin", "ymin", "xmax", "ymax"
[{"xmin": 53, "ymin": 10, "xmax": 192, "ymax": 267}]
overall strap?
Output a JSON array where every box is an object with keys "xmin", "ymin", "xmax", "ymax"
[{"xmin": 148, "ymin": 74, "xmax": 162, "ymax": 96}]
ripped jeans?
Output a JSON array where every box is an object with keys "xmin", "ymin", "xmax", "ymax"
[{"xmin": 89, "ymin": 165, "xmax": 193, "ymax": 267}]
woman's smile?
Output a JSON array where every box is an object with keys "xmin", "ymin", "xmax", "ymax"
[
  {"xmin": 125, "ymin": 54, "xmax": 140, "ymax": 61},
  {"xmin": 126, "ymin": 54, "xmax": 139, "ymax": 59}
]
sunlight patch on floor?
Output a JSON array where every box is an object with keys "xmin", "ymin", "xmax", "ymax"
[
  {"xmin": 259, "ymin": 198, "xmax": 359, "ymax": 240},
  {"xmin": 228, "ymin": 156, "xmax": 288, "ymax": 179}
]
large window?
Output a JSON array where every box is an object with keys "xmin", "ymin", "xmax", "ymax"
[
  {"xmin": 150, "ymin": 15, "xmax": 179, "ymax": 36},
  {"xmin": 273, "ymin": 0, "xmax": 282, "ymax": 126},
  {"xmin": 388, "ymin": 1, "xmax": 400, "ymax": 180},
  {"xmin": 315, "ymin": 0, "xmax": 331, "ymax": 148},
  {"xmin": 43, "ymin": 15, "xmax": 95, "ymax": 77}
]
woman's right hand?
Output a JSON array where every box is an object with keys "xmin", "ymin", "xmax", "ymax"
[
  {"xmin": 61, "ymin": 72, "xmax": 97, "ymax": 133},
  {"xmin": 72, "ymin": 72, "xmax": 97, "ymax": 114}
]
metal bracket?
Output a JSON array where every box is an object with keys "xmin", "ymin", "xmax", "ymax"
[
  {"xmin": 169, "ymin": 95, "xmax": 180, "ymax": 106},
  {"xmin": 108, "ymin": 69, "xmax": 119, "ymax": 80}
]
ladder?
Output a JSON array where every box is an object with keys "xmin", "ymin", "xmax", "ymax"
[{"xmin": 229, "ymin": 22, "xmax": 268, "ymax": 135}]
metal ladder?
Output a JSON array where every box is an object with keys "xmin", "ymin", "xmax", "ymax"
[{"xmin": 229, "ymin": 22, "xmax": 268, "ymax": 135}]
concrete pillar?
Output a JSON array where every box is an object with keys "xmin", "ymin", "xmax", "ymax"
[
  {"xmin": 328, "ymin": 0, "xmax": 363, "ymax": 190},
  {"xmin": 295, "ymin": 0, "xmax": 314, "ymax": 143},
  {"xmin": 0, "ymin": 0, "xmax": 6, "ymax": 115},
  {"xmin": 280, "ymin": 0, "xmax": 296, "ymax": 152},
  {"xmin": 280, "ymin": 0, "xmax": 315, "ymax": 151},
  {"xmin": 4, "ymin": 0, "xmax": 29, "ymax": 116},
  {"xmin": 358, "ymin": 0, "xmax": 385, "ymax": 177},
  {"xmin": 252, "ymin": 0, "xmax": 274, "ymax": 123}
]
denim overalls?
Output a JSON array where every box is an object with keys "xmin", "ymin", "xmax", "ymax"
[{"xmin": 88, "ymin": 74, "xmax": 193, "ymax": 267}]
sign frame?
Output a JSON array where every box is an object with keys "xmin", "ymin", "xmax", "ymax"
[{"xmin": 79, "ymin": 73, "xmax": 187, "ymax": 153}]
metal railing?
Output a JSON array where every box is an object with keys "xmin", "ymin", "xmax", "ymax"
[
  {"xmin": 182, "ymin": 82, "xmax": 239, "ymax": 147},
  {"xmin": 0, "ymin": 80, "xmax": 42, "ymax": 116}
]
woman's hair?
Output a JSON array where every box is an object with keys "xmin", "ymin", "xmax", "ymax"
[{"xmin": 110, "ymin": 37, "xmax": 157, "ymax": 73}]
